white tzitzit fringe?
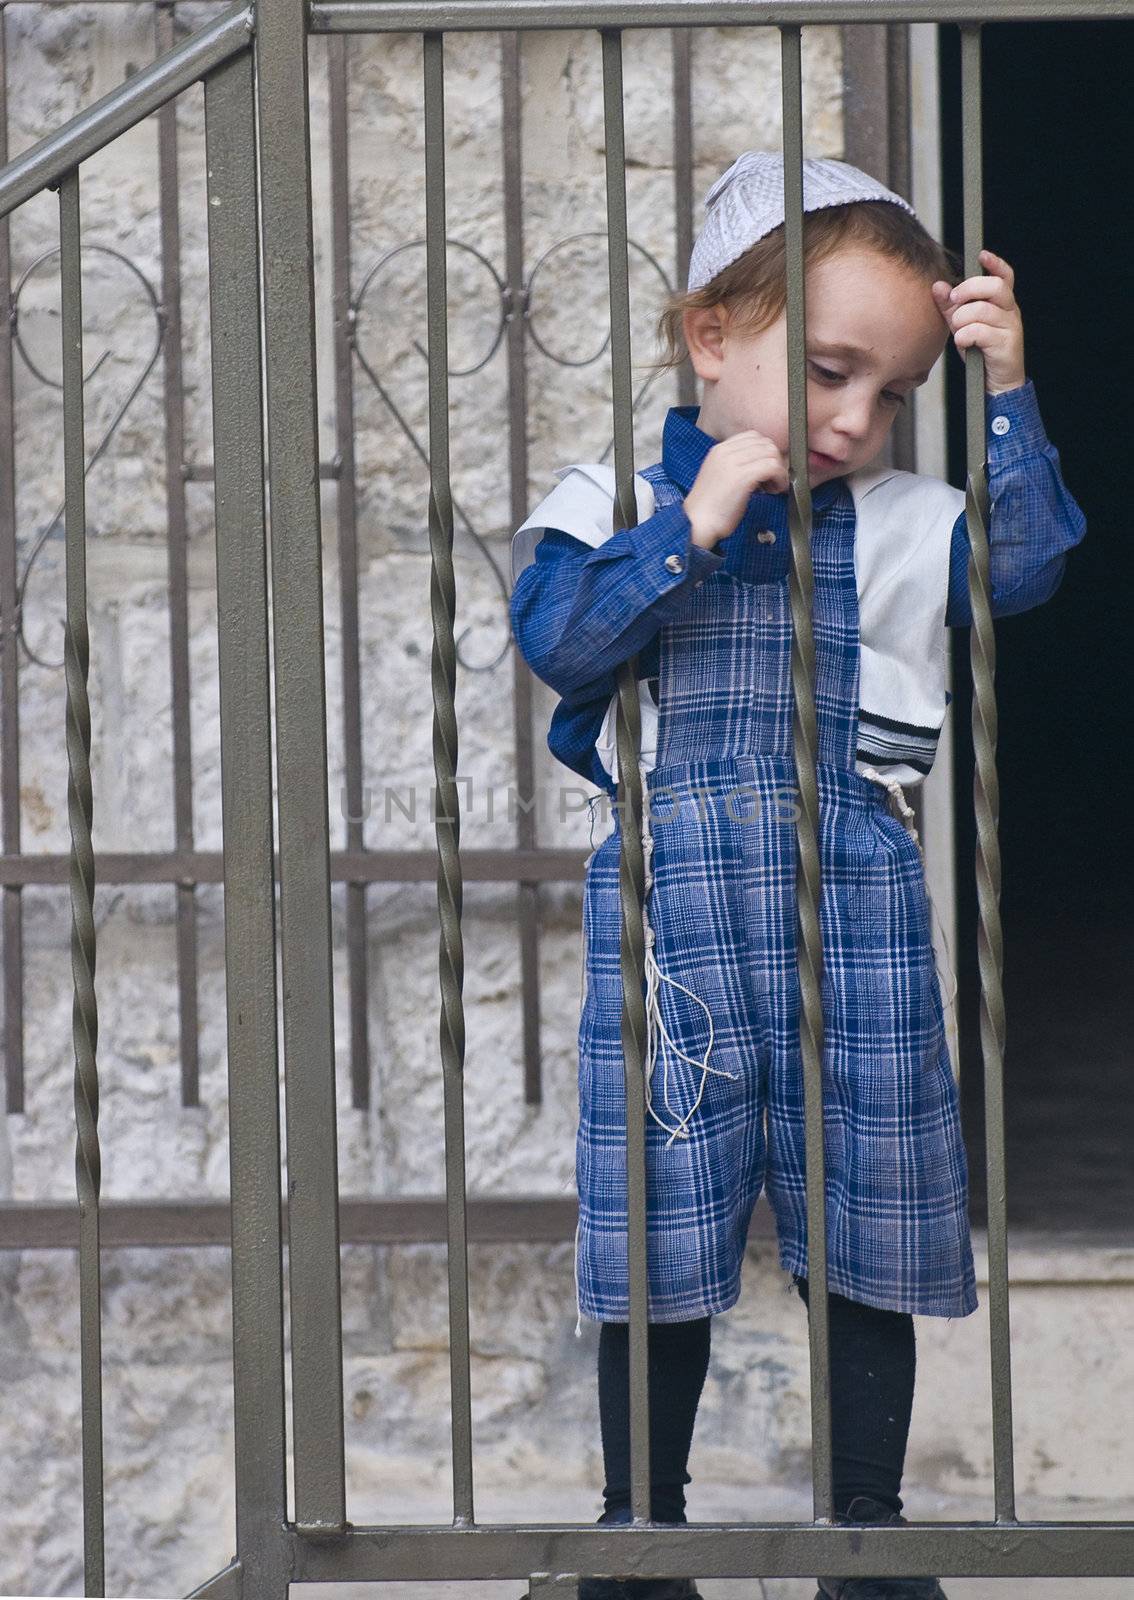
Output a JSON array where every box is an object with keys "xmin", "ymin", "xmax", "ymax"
[
  {"xmin": 859, "ymin": 763, "xmax": 924, "ymax": 860},
  {"xmin": 859, "ymin": 764, "xmax": 958, "ymax": 1017},
  {"xmin": 638, "ymin": 760, "xmax": 738, "ymax": 1148}
]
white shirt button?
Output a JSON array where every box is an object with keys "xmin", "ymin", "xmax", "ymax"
[
  {"xmin": 756, "ymin": 528, "xmax": 777, "ymax": 544},
  {"xmin": 664, "ymin": 553, "xmax": 684, "ymax": 574},
  {"xmin": 991, "ymin": 415, "xmax": 1011, "ymax": 436}
]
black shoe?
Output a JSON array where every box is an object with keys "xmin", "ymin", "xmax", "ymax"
[
  {"xmin": 580, "ymin": 1505, "xmax": 702, "ymax": 1600},
  {"xmin": 517, "ymin": 1508, "xmax": 703, "ymax": 1600},
  {"xmin": 516, "ymin": 1584, "xmax": 699, "ymax": 1599},
  {"xmin": 579, "ymin": 1582, "xmax": 701, "ymax": 1600},
  {"xmin": 518, "ymin": 1572, "xmax": 701, "ymax": 1599},
  {"xmin": 814, "ymin": 1496, "xmax": 948, "ymax": 1600}
]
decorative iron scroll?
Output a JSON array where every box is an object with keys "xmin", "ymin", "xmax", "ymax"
[
  {"xmin": 12, "ymin": 243, "xmax": 163, "ymax": 669},
  {"xmin": 12, "ymin": 229, "xmax": 675, "ymax": 674}
]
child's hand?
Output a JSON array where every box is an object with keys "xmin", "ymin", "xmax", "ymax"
[
  {"xmin": 931, "ymin": 249, "xmax": 1027, "ymax": 396},
  {"xmin": 683, "ymin": 432, "xmax": 790, "ymax": 549}
]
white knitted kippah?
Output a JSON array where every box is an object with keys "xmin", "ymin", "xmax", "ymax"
[{"xmin": 687, "ymin": 150, "xmax": 916, "ymax": 292}]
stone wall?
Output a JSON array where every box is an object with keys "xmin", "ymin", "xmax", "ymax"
[{"xmin": 2, "ymin": 12, "xmax": 1131, "ymax": 1599}]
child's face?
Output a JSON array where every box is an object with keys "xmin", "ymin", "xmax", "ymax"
[{"xmin": 685, "ymin": 245, "xmax": 950, "ymax": 485}]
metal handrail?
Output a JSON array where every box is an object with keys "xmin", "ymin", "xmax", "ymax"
[
  {"xmin": 312, "ymin": 0, "xmax": 1132, "ymax": 29},
  {"xmin": 0, "ymin": 2, "xmax": 252, "ymax": 220}
]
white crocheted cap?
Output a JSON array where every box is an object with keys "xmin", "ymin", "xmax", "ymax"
[{"xmin": 687, "ymin": 151, "xmax": 916, "ymax": 291}]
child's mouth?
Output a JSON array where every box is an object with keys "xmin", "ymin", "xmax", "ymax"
[{"xmin": 808, "ymin": 449, "xmax": 844, "ymax": 471}]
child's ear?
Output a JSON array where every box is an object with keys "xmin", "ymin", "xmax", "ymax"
[{"xmin": 683, "ymin": 304, "xmax": 728, "ymax": 381}]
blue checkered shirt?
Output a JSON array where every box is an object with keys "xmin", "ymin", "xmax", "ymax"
[{"xmin": 510, "ymin": 380, "xmax": 1086, "ymax": 795}]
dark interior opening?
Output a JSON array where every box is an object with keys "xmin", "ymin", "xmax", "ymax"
[{"xmin": 939, "ymin": 20, "xmax": 1134, "ymax": 1232}]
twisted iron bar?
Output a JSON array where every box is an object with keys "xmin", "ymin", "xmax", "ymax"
[
  {"xmin": 786, "ymin": 475, "xmax": 824, "ymax": 1059},
  {"xmin": 782, "ymin": 23, "xmax": 834, "ymax": 1523},
  {"xmin": 960, "ymin": 19, "xmax": 1015, "ymax": 1525},
  {"xmin": 59, "ymin": 166, "xmax": 105, "ymax": 1597},
  {"xmin": 966, "ymin": 462, "xmax": 1003, "ymax": 1064},
  {"xmin": 600, "ymin": 23, "xmax": 654, "ymax": 1525},
  {"xmin": 65, "ymin": 603, "xmax": 98, "ymax": 1193},
  {"xmin": 65, "ymin": 584, "xmax": 98, "ymax": 1203},
  {"xmin": 422, "ymin": 29, "xmax": 475, "ymax": 1527},
  {"xmin": 967, "ymin": 439, "xmax": 1013, "ymax": 1515}
]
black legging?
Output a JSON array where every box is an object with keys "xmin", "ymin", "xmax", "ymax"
[{"xmin": 598, "ymin": 1279, "xmax": 915, "ymax": 1521}]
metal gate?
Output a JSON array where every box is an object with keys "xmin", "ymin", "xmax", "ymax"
[{"xmin": 0, "ymin": 0, "xmax": 1130, "ymax": 1594}]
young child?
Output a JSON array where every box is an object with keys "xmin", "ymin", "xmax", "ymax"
[{"xmin": 509, "ymin": 152, "xmax": 1086, "ymax": 1600}]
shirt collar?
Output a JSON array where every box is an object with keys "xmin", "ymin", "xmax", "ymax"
[{"xmin": 661, "ymin": 404, "xmax": 844, "ymax": 524}]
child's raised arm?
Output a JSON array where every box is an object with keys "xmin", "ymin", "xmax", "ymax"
[
  {"xmin": 511, "ymin": 433, "xmax": 793, "ymax": 698},
  {"xmin": 510, "ymin": 498, "xmax": 722, "ymax": 699},
  {"xmin": 945, "ymin": 380, "xmax": 1087, "ymax": 626},
  {"xmin": 933, "ymin": 251, "xmax": 1087, "ymax": 625}
]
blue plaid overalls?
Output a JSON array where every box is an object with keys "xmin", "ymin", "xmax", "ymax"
[{"xmin": 576, "ymin": 461, "xmax": 978, "ymax": 1323}]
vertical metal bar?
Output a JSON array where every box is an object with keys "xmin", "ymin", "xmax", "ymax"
[
  {"xmin": 0, "ymin": 5, "xmax": 25, "ymax": 1117},
  {"xmin": 204, "ymin": 50, "xmax": 291, "ymax": 1597},
  {"xmin": 781, "ymin": 23, "xmax": 834, "ymax": 1525},
  {"xmin": 886, "ymin": 23, "xmax": 916, "ymax": 472},
  {"xmin": 909, "ymin": 17, "xmax": 960, "ymax": 1079},
  {"xmin": 155, "ymin": 0, "xmax": 201, "ymax": 1109},
  {"xmin": 670, "ymin": 27, "xmax": 696, "ymax": 409},
  {"xmin": 839, "ymin": 22, "xmax": 890, "ymax": 180},
  {"xmin": 423, "ymin": 29, "xmax": 475, "ymax": 1527},
  {"xmin": 885, "ymin": 24, "xmax": 911, "ymax": 221},
  {"xmin": 254, "ymin": 0, "xmax": 346, "ymax": 1532},
  {"xmin": 601, "ymin": 25, "xmax": 651, "ymax": 1527},
  {"xmin": 327, "ymin": 32, "xmax": 372, "ymax": 1113},
  {"xmin": 840, "ymin": 21, "xmax": 916, "ymax": 472},
  {"xmin": 959, "ymin": 19, "xmax": 1015, "ymax": 1525},
  {"xmin": 500, "ymin": 29, "xmax": 544, "ymax": 1107},
  {"xmin": 60, "ymin": 164, "xmax": 105, "ymax": 1598}
]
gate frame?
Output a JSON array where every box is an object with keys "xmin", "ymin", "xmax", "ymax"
[{"xmin": 0, "ymin": 1, "xmax": 1130, "ymax": 1595}]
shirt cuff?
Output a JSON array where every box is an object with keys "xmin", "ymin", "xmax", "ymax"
[
  {"xmin": 652, "ymin": 507, "xmax": 726, "ymax": 613},
  {"xmin": 585, "ymin": 500, "xmax": 724, "ymax": 601},
  {"xmin": 986, "ymin": 379, "xmax": 1051, "ymax": 466},
  {"xmin": 687, "ymin": 539, "xmax": 725, "ymax": 583}
]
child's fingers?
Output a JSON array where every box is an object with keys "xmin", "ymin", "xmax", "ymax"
[
  {"xmin": 719, "ymin": 432, "xmax": 789, "ymax": 472},
  {"xmin": 931, "ymin": 281, "xmax": 954, "ymax": 324},
  {"xmin": 978, "ymin": 248, "xmax": 1015, "ymax": 287},
  {"xmin": 734, "ymin": 446, "xmax": 789, "ymax": 484},
  {"xmin": 702, "ymin": 434, "xmax": 789, "ymax": 493},
  {"xmin": 950, "ymin": 319, "xmax": 1011, "ymax": 351},
  {"xmin": 935, "ymin": 253, "xmax": 1016, "ymax": 326},
  {"xmin": 720, "ymin": 429, "xmax": 782, "ymax": 455},
  {"xmin": 945, "ymin": 299, "xmax": 1015, "ymax": 330},
  {"xmin": 948, "ymin": 274, "xmax": 1015, "ymax": 308}
]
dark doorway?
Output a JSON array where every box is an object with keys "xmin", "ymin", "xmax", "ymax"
[{"xmin": 939, "ymin": 20, "xmax": 1134, "ymax": 1233}]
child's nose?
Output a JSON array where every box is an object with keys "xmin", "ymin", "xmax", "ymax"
[{"xmin": 832, "ymin": 392, "xmax": 874, "ymax": 439}]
